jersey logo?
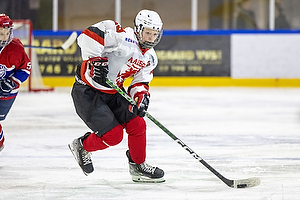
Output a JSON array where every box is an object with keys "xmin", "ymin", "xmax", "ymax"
[
  {"xmin": 127, "ymin": 57, "xmax": 147, "ymax": 68},
  {"xmin": 125, "ymin": 37, "xmax": 138, "ymax": 45},
  {"xmin": 116, "ymin": 57, "xmax": 150, "ymax": 86},
  {"xmin": 0, "ymin": 64, "xmax": 7, "ymax": 79}
]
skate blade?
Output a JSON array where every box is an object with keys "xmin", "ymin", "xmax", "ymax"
[
  {"xmin": 132, "ymin": 175, "xmax": 165, "ymax": 183},
  {"xmin": 0, "ymin": 144, "xmax": 4, "ymax": 152},
  {"xmin": 68, "ymin": 143, "xmax": 90, "ymax": 176}
]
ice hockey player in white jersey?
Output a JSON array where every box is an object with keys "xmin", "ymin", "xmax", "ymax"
[{"xmin": 68, "ymin": 10, "xmax": 164, "ymax": 183}]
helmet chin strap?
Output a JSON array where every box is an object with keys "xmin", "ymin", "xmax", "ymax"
[
  {"xmin": 139, "ymin": 41, "xmax": 154, "ymax": 49},
  {"xmin": 135, "ymin": 29, "xmax": 162, "ymax": 49},
  {"xmin": 136, "ymin": 33, "xmax": 153, "ymax": 49}
]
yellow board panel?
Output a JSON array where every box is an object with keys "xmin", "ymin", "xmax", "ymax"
[{"xmin": 42, "ymin": 77, "xmax": 300, "ymax": 88}]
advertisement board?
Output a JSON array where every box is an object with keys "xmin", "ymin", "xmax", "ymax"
[
  {"xmin": 33, "ymin": 35, "xmax": 81, "ymax": 77},
  {"xmin": 33, "ymin": 34, "xmax": 230, "ymax": 77},
  {"xmin": 154, "ymin": 35, "xmax": 230, "ymax": 76}
]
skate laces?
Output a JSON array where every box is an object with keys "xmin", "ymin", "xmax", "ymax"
[
  {"xmin": 139, "ymin": 162, "xmax": 156, "ymax": 174},
  {"xmin": 77, "ymin": 140, "xmax": 92, "ymax": 166},
  {"xmin": 81, "ymin": 150, "xmax": 92, "ymax": 166}
]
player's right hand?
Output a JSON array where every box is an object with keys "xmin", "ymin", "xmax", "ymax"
[
  {"xmin": 0, "ymin": 78, "xmax": 17, "ymax": 97},
  {"xmin": 133, "ymin": 91, "xmax": 150, "ymax": 117},
  {"xmin": 89, "ymin": 56, "xmax": 109, "ymax": 85}
]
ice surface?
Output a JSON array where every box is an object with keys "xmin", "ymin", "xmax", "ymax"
[{"xmin": 1, "ymin": 87, "xmax": 300, "ymax": 200}]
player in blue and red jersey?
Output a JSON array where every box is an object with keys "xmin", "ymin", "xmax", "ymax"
[{"xmin": 0, "ymin": 14, "xmax": 31, "ymax": 152}]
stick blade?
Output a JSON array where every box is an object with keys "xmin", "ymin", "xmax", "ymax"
[
  {"xmin": 61, "ymin": 31, "xmax": 78, "ymax": 50},
  {"xmin": 233, "ymin": 177, "xmax": 260, "ymax": 188}
]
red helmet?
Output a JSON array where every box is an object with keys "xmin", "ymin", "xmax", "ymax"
[
  {"xmin": 0, "ymin": 14, "xmax": 13, "ymax": 47},
  {"xmin": 0, "ymin": 14, "xmax": 13, "ymax": 28}
]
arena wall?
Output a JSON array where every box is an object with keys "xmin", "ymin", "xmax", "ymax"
[{"xmin": 34, "ymin": 30, "xmax": 300, "ymax": 87}]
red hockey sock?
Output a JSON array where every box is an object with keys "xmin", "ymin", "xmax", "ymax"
[
  {"xmin": 0, "ymin": 124, "xmax": 4, "ymax": 149},
  {"xmin": 83, "ymin": 124, "xmax": 124, "ymax": 152},
  {"xmin": 125, "ymin": 116, "xmax": 146, "ymax": 164}
]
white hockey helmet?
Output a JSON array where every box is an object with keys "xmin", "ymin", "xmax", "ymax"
[
  {"xmin": 0, "ymin": 14, "xmax": 13, "ymax": 47},
  {"xmin": 134, "ymin": 9, "xmax": 163, "ymax": 49}
]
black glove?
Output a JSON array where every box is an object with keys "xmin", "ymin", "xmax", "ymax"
[
  {"xmin": 133, "ymin": 92, "xmax": 150, "ymax": 117},
  {"xmin": 0, "ymin": 78, "xmax": 17, "ymax": 97},
  {"xmin": 89, "ymin": 57, "xmax": 108, "ymax": 85}
]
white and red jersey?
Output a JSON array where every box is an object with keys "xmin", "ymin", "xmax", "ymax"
[
  {"xmin": 0, "ymin": 38, "xmax": 31, "ymax": 99},
  {"xmin": 77, "ymin": 20, "xmax": 157, "ymax": 96}
]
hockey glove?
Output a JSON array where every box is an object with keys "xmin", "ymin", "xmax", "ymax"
[
  {"xmin": 89, "ymin": 57, "xmax": 109, "ymax": 85},
  {"xmin": 133, "ymin": 91, "xmax": 150, "ymax": 117},
  {"xmin": 0, "ymin": 78, "xmax": 17, "ymax": 97}
]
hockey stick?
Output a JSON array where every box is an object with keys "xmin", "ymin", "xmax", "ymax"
[
  {"xmin": 23, "ymin": 31, "xmax": 78, "ymax": 50},
  {"xmin": 106, "ymin": 78, "xmax": 260, "ymax": 189}
]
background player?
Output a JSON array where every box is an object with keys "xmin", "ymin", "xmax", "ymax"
[
  {"xmin": 68, "ymin": 9, "xmax": 164, "ymax": 183},
  {"xmin": 0, "ymin": 13, "xmax": 31, "ymax": 151}
]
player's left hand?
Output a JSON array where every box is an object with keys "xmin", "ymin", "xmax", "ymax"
[
  {"xmin": 0, "ymin": 78, "xmax": 17, "ymax": 97},
  {"xmin": 133, "ymin": 91, "xmax": 150, "ymax": 117}
]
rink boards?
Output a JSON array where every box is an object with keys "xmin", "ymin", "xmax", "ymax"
[
  {"xmin": 42, "ymin": 76, "xmax": 300, "ymax": 87},
  {"xmin": 32, "ymin": 30, "xmax": 300, "ymax": 88}
]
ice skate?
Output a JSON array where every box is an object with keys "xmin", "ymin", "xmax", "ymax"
[
  {"xmin": 68, "ymin": 138, "xmax": 94, "ymax": 175},
  {"xmin": 126, "ymin": 150, "xmax": 165, "ymax": 183}
]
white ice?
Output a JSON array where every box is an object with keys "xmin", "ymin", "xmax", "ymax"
[{"xmin": 1, "ymin": 86, "xmax": 300, "ymax": 200}]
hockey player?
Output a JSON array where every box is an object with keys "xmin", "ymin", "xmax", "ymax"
[
  {"xmin": 0, "ymin": 14, "xmax": 31, "ymax": 151},
  {"xmin": 68, "ymin": 10, "xmax": 164, "ymax": 183}
]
